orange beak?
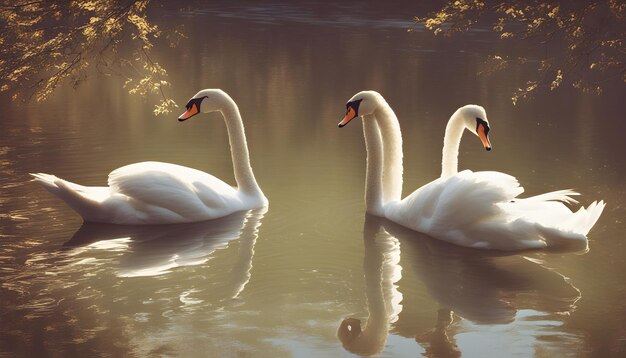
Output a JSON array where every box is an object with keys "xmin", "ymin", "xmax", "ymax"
[
  {"xmin": 178, "ymin": 103, "xmax": 199, "ymax": 121},
  {"xmin": 338, "ymin": 107, "xmax": 358, "ymax": 127},
  {"xmin": 477, "ymin": 123, "xmax": 492, "ymax": 151}
]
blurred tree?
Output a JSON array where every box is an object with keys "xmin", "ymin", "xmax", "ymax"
[
  {"xmin": 0, "ymin": 0, "xmax": 182, "ymax": 114},
  {"xmin": 413, "ymin": 0, "xmax": 625, "ymax": 104}
]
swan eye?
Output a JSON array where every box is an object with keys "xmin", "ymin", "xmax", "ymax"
[
  {"xmin": 346, "ymin": 99, "xmax": 363, "ymax": 116},
  {"xmin": 185, "ymin": 96, "xmax": 208, "ymax": 111}
]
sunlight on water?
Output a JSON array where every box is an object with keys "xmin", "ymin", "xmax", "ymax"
[{"xmin": 82, "ymin": 238, "xmax": 132, "ymax": 251}]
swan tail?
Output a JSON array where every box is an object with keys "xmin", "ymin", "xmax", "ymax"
[
  {"xmin": 30, "ymin": 173, "xmax": 61, "ymax": 191},
  {"xmin": 517, "ymin": 190, "xmax": 605, "ymax": 235},
  {"xmin": 30, "ymin": 173, "xmax": 103, "ymax": 221},
  {"xmin": 569, "ymin": 200, "xmax": 606, "ymax": 235},
  {"xmin": 524, "ymin": 189, "xmax": 580, "ymax": 205},
  {"xmin": 532, "ymin": 200, "xmax": 605, "ymax": 251}
]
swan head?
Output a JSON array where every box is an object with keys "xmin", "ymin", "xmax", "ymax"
[
  {"xmin": 456, "ymin": 105, "xmax": 492, "ymax": 151},
  {"xmin": 338, "ymin": 91, "xmax": 384, "ymax": 127},
  {"xmin": 178, "ymin": 89, "xmax": 232, "ymax": 121}
]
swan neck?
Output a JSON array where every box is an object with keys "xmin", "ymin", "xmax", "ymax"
[
  {"xmin": 363, "ymin": 115, "xmax": 385, "ymax": 216},
  {"xmin": 373, "ymin": 100, "xmax": 403, "ymax": 204},
  {"xmin": 220, "ymin": 101, "xmax": 264, "ymax": 197},
  {"xmin": 441, "ymin": 112, "xmax": 464, "ymax": 178}
]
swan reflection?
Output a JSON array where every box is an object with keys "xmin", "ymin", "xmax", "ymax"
[
  {"xmin": 64, "ymin": 208, "xmax": 266, "ymax": 299},
  {"xmin": 339, "ymin": 215, "xmax": 582, "ymax": 356},
  {"xmin": 337, "ymin": 215, "xmax": 403, "ymax": 356}
]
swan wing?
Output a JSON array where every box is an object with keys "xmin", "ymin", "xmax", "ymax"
[
  {"xmin": 108, "ymin": 161, "xmax": 241, "ymax": 221},
  {"xmin": 386, "ymin": 170, "xmax": 522, "ymax": 233},
  {"xmin": 386, "ymin": 170, "xmax": 538, "ymax": 250},
  {"xmin": 386, "ymin": 170, "xmax": 603, "ymax": 251}
]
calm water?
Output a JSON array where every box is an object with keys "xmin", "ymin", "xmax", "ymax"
[{"xmin": 1, "ymin": 2, "xmax": 625, "ymax": 357}]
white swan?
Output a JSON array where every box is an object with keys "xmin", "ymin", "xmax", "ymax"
[
  {"xmin": 32, "ymin": 89, "xmax": 267, "ymax": 224},
  {"xmin": 338, "ymin": 90, "xmax": 605, "ymax": 251}
]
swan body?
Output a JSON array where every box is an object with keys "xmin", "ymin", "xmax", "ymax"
[
  {"xmin": 32, "ymin": 89, "xmax": 267, "ymax": 225},
  {"xmin": 338, "ymin": 91, "xmax": 605, "ymax": 251}
]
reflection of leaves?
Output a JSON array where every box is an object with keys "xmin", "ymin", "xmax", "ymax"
[
  {"xmin": 0, "ymin": 0, "xmax": 177, "ymax": 115},
  {"xmin": 414, "ymin": 1, "xmax": 626, "ymax": 103}
]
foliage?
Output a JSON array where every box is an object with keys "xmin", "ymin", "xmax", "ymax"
[
  {"xmin": 0, "ymin": 0, "xmax": 179, "ymax": 115},
  {"xmin": 413, "ymin": 0, "xmax": 626, "ymax": 104}
]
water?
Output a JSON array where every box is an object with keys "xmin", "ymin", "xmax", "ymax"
[{"xmin": 1, "ymin": 2, "xmax": 625, "ymax": 357}]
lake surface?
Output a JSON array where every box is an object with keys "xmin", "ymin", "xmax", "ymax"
[{"xmin": 1, "ymin": 2, "xmax": 625, "ymax": 357}]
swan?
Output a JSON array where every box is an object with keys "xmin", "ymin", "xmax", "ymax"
[
  {"xmin": 32, "ymin": 89, "xmax": 267, "ymax": 224},
  {"xmin": 337, "ymin": 90, "xmax": 605, "ymax": 251}
]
